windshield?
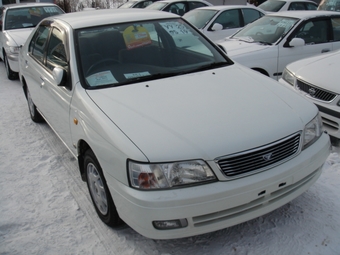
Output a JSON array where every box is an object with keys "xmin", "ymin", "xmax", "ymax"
[
  {"xmin": 183, "ymin": 9, "xmax": 218, "ymax": 29},
  {"xmin": 145, "ymin": 2, "xmax": 168, "ymax": 10},
  {"xmin": 231, "ymin": 15, "xmax": 298, "ymax": 44},
  {"xmin": 318, "ymin": 0, "xmax": 340, "ymax": 11},
  {"xmin": 258, "ymin": 0, "xmax": 286, "ymax": 12},
  {"xmin": 76, "ymin": 18, "xmax": 231, "ymax": 89},
  {"xmin": 118, "ymin": 1, "xmax": 137, "ymax": 8},
  {"xmin": 4, "ymin": 6, "xmax": 64, "ymax": 30}
]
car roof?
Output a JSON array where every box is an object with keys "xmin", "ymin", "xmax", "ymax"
[
  {"xmin": 276, "ymin": 0, "xmax": 316, "ymax": 2},
  {"xmin": 153, "ymin": 0, "xmax": 210, "ymax": 3},
  {"xmin": 192, "ymin": 5, "xmax": 265, "ymax": 11},
  {"xmin": 50, "ymin": 9, "xmax": 179, "ymax": 29},
  {"xmin": 266, "ymin": 10, "xmax": 340, "ymax": 18},
  {"xmin": 2, "ymin": 3, "xmax": 59, "ymax": 9}
]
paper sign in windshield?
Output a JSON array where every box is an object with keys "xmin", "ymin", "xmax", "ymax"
[
  {"xmin": 86, "ymin": 71, "xmax": 118, "ymax": 86},
  {"xmin": 29, "ymin": 8, "xmax": 42, "ymax": 17},
  {"xmin": 123, "ymin": 25, "xmax": 151, "ymax": 50},
  {"xmin": 160, "ymin": 21, "xmax": 191, "ymax": 36},
  {"xmin": 124, "ymin": 72, "xmax": 151, "ymax": 79}
]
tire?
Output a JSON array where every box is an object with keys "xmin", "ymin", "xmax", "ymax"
[
  {"xmin": 84, "ymin": 149, "xmax": 123, "ymax": 227},
  {"xmin": 4, "ymin": 53, "xmax": 18, "ymax": 80},
  {"xmin": 26, "ymin": 88, "xmax": 43, "ymax": 123}
]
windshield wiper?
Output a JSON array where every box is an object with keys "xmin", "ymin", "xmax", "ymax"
[
  {"xmin": 190, "ymin": 62, "xmax": 229, "ymax": 73},
  {"xmin": 256, "ymin": 41, "xmax": 272, "ymax": 45}
]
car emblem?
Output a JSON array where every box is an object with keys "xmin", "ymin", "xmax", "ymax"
[
  {"xmin": 262, "ymin": 153, "xmax": 273, "ymax": 161},
  {"xmin": 308, "ymin": 87, "xmax": 316, "ymax": 97}
]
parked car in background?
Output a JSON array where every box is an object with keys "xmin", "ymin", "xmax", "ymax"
[
  {"xmin": 258, "ymin": 0, "xmax": 318, "ymax": 12},
  {"xmin": 280, "ymin": 50, "xmax": 340, "ymax": 145},
  {"xmin": 145, "ymin": 0, "xmax": 212, "ymax": 15},
  {"xmin": 217, "ymin": 11, "xmax": 340, "ymax": 80},
  {"xmin": 19, "ymin": 8, "xmax": 330, "ymax": 240},
  {"xmin": 183, "ymin": 5, "xmax": 265, "ymax": 41},
  {"xmin": 318, "ymin": 0, "xmax": 340, "ymax": 11},
  {"xmin": 118, "ymin": 0, "xmax": 159, "ymax": 8},
  {"xmin": 0, "ymin": 3, "xmax": 64, "ymax": 80}
]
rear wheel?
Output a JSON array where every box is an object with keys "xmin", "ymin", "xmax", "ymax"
[
  {"xmin": 4, "ymin": 53, "xmax": 18, "ymax": 80},
  {"xmin": 84, "ymin": 149, "xmax": 122, "ymax": 227},
  {"xmin": 26, "ymin": 88, "xmax": 43, "ymax": 123}
]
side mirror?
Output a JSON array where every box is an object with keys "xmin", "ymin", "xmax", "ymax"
[
  {"xmin": 211, "ymin": 23, "xmax": 223, "ymax": 31},
  {"xmin": 289, "ymin": 38, "xmax": 305, "ymax": 47},
  {"xmin": 53, "ymin": 67, "xmax": 67, "ymax": 86}
]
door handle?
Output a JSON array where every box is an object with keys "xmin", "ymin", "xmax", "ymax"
[
  {"xmin": 321, "ymin": 48, "xmax": 330, "ymax": 53},
  {"xmin": 40, "ymin": 77, "xmax": 45, "ymax": 87}
]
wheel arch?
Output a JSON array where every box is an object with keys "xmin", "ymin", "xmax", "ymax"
[{"xmin": 77, "ymin": 139, "xmax": 91, "ymax": 182}]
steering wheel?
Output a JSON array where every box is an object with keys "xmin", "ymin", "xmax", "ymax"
[{"xmin": 86, "ymin": 59, "xmax": 119, "ymax": 76}]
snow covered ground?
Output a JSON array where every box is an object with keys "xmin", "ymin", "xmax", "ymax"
[{"xmin": 1, "ymin": 62, "xmax": 340, "ymax": 255}]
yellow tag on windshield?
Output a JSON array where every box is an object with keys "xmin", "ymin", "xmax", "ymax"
[{"xmin": 123, "ymin": 25, "xmax": 151, "ymax": 50}]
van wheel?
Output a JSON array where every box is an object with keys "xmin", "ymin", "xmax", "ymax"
[
  {"xmin": 4, "ymin": 53, "xmax": 18, "ymax": 80},
  {"xmin": 84, "ymin": 149, "xmax": 122, "ymax": 227}
]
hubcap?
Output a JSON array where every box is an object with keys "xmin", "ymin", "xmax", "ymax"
[{"xmin": 87, "ymin": 163, "xmax": 108, "ymax": 215}]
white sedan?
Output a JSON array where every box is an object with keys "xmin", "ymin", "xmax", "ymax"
[
  {"xmin": 258, "ymin": 0, "xmax": 318, "ymax": 13},
  {"xmin": 145, "ymin": 0, "xmax": 212, "ymax": 15},
  {"xmin": 183, "ymin": 5, "xmax": 266, "ymax": 42},
  {"xmin": 218, "ymin": 11, "xmax": 340, "ymax": 80},
  {"xmin": 0, "ymin": 2, "xmax": 64, "ymax": 80},
  {"xmin": 280, "ymin": 50, "xmax": 340, "ymax": 145},
  {"xmin": 19, "ymin": 8, "xmax": 330, "ymax": 239}
]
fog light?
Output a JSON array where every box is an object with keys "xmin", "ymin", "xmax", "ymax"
[{"xmin": 153, "ymin": 219, "xmax": 188, "ymax": 230}]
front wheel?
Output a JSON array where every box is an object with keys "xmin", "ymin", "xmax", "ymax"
[
  {"xmin": 4, "ymin": 53, "xmax": 18, "ymax": 80},
  {"xmin": 84, "ymin": 149, "xmax": 122, "ymax": 227}
]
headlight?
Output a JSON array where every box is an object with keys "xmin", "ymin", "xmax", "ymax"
[
  {"xmin": 302, "ymin": 113, "xmax": 323, "ymax": 149},
  {"xmin": 128, "ymin": 159, "xmax": 216, "ymax": 190},
  {"xmin": 282, "ymin": 68, "xmax": 295, "ymax": 86},
  {"xmin": 7, "ymin": 46, "xmax": 20, "ymax": 55}
]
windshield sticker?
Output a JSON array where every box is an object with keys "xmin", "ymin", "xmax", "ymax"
[
  {"xmin": 28, "ymin": 8, "xmax": 42, "ymax": 17},
  {"xmin": 123, "ymin": 25, "xmax": 152, "ymax": 50},
  {"xmin": 124, "ymin": 72, "xmax": 150, "ymax": 79},
  {"xmin": 86, "ymin": 71, "xmax": 118, "ymax": 86},
  {"xmin": 43, "ymin": 7, "xmax": 59, "ymax": 13},
  {"xmin": 160, "ymin": 21, "xmax": 192, "ymax": 36}
]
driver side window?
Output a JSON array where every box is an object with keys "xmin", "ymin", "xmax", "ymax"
[
  {"xmin": 213, "ymin": 10, "xmax": 240, "ymax": 30},
  {"xmin": 295, "ymin": 20, "xmax": 329, "ymax": 44},
  {"xmin": 46, "ymin": 28, "xmax": 67, "ymax": 71},
  {"xmin": 29, "ymin": 25, "xmax": 51, "ymax": 65}
]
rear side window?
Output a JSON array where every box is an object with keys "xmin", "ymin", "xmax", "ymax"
[
  {"xmin": 242, "ymin": 8, "xmax": 264, "ymax": 26},
  {"xmin": 331, "ymin": 17, "xmax": 340, "ymax": 41}
]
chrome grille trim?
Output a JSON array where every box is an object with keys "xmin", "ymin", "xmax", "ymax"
[
  {"xmin": 215, "ymin": 132, "xmax": 301, "ymax": 179},
  {"xmin": 296, "ymin": 79, "xmax": 337, "ymax": 102}
]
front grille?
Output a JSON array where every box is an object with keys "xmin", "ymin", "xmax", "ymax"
[
  {"xmin": 296, "ymin": 79, "xmax": 337, "ymax": 102},
  {"xmin": 216, "ymin": 133, "xmax": 301, "ymax": 178}
]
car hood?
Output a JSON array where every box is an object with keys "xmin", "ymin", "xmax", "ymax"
[
  {"xmin": 218, "ymin": 39, "xmax": 270, "ymax": 57},
  {"xmin": 87, "ymin": 65, "xmax": 315, "ymax": 162},
  {"xmin": 5, "ymin": 28, "xmax": 35, "ymax": 46},
  {"xmin": 287, "ymin": 50, "xmax": 340, "ymax": 94}
]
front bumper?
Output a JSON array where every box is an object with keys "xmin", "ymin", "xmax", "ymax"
[
  {"xmin": 279, "ymin": 78, "xmax": 340, "ymax": 141},
  {"xmin": 6, "ymin": 52, "xmax": 19, "ymax": 73},
  {"xmin": 107, "ymin": 133, "xmax": 330, "ymax": 239}
]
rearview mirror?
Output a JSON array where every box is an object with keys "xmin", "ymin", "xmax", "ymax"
[
  {"xmin": 211, "ymin": 23, "xmax": 223, "ymax": 31},
  {"xmin": 53, "ymin": 67, "xmax": 67, "ymax": 86},
  {"xmin": 289, "ymin": 38, "xmax": 305, "ymax": 47}
]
